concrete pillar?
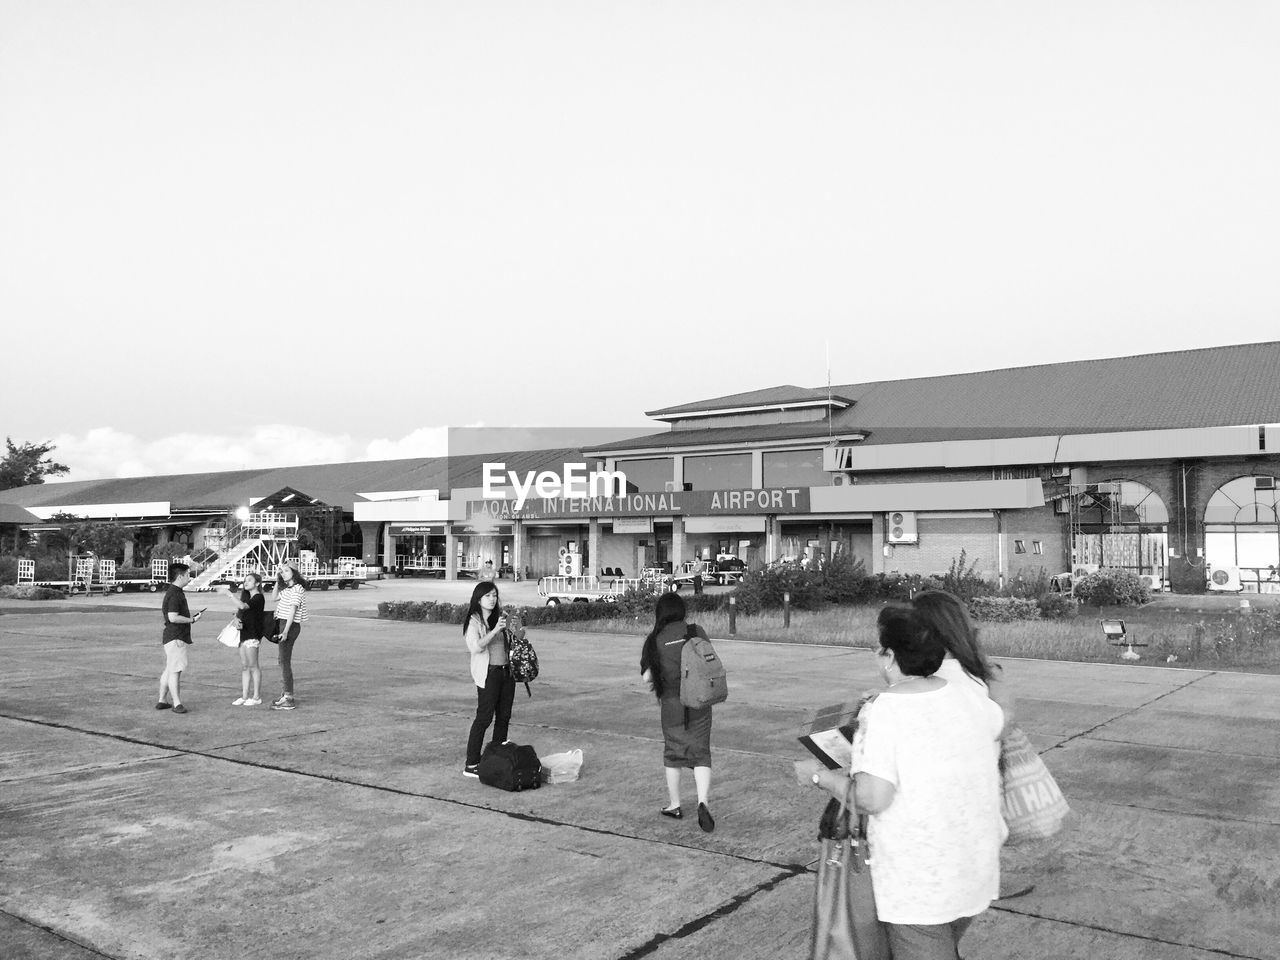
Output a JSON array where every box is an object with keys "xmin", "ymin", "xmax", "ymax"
[
  {"xmin": 671, "ymin": 516, "xmax": 685, "ymax": 569},
  {"xmin": 513, "ymin": 520, "xmax": 528, "ymax": 581},
  {"xmin": 1168, "ymin": 460, "xmax": 1208, "ymax": 594},
  {"xmin": 588, "ymin": 517, "xmax": 601, "ymax": 577},
  {"xmin": 871, "ymin": 516, "xmax": 887, "ymax": 574},
  {"xmin": 765, "ymin": 515, "xmax": 778, "ymax": 564},
  {"xmin": 751, "ymin": 450, "xmax": 764, "ymax": 488},
  {"xmin": 358, "ymin": 521, "xmax": 383, "ymax": 566},
  {"xmin": 122, "ymin": 539, "xmax": 135, "ymax": 568},
  {"xmin": 445, "ymin": 526, "xmax": 458, "ymax": 580},
  {"xmin": 672, "ymin": 455, "xmax": 684, "ymax": 489}
]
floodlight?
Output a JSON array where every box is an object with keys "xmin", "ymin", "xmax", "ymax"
[{"xmin": 234, "ymin": 506, "xmax": 251, "ymax": 521}]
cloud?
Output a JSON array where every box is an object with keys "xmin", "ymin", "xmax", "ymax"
[
  {"xmin": 48, "ymin": 426, "xmax": 467, "ymax": 481},
  {"xmin": 363, "ymin": 427, "xmax": 451, "ymax": 461}
]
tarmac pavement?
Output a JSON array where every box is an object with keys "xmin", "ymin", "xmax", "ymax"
[{"xmin": 1, "ymin": 587, "xmax": 1278, "ymax": 959}]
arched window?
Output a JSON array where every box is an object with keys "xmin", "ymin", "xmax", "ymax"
[
  {"xmin": 1073, "ymin": 480, "xmax": 1169, "ymax": 579},
  {"xmin": 1204, "ymin": 476, "xmax": 1280, "ymax": 593},
  {"xmin": 1075, "ymin": 480, "xmax": 1169, "ymax": 525}
]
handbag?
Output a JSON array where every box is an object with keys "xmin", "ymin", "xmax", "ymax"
[
  {"xmin": 810, "ymin": 785, "xmax": 891, "ymax": 960},
  {"xmin": 216, "ymin": 620, "xmax": 241, "ymax": 648},
  {"xmin": 999, "ymin": 726, "xmax": 1069, "ymax": 842}
]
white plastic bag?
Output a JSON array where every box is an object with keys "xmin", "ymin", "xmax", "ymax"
[
  {"xmin": 540, "ymin": 749, "xmax": 584, "ymax": 784},
  {"xmin": 216, "ymin": 621, "xmax": 241, "ymax": 648}
]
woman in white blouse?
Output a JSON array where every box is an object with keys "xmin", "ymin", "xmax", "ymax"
[{"xmin": 801, "ymin": 600, "xmax": 1005, "ymax": 960}]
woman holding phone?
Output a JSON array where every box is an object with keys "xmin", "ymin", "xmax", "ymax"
[{"xmin": 462, "ymin": 581, "xmax": 514, "ymax": 778}]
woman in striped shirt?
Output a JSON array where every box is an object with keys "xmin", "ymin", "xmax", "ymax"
[{"xmin": 270, "ymin": 563, "xmax": 309, "ymax": 711}]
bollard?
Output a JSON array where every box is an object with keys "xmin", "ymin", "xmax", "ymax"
[
  {"xmin": 783, "ymin": 591, "xmax": 791, "ymax": 629},
  {"xmin": 728, "ymin": 595, "xmax": 737, "ymax": 636}
]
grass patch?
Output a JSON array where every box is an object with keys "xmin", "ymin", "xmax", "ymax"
[{"xmin": 551, "ymin": 602, "xmax": 1280, "ymax": 673}]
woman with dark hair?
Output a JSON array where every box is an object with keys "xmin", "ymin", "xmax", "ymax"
[
  {"xmin": 912, "ymin": 590, "xmax": 1015, "ymax": 733},
  {"xmin": 269, "ymin": 563, "xmax": 309, "ymax": 711},
  {"xmin": 462, "ymin": 581, "xmax": 513, "ymax": 779},
  {"xmin": 639, "ymin": 591, "xmax": 716, "ymax": 832},
  {"xmin": 228, "ymin": 572, "xmax": 266, "ymax": 706},
  {"xmin": 798, "ymin": 599, "xmax": 1005, "ymax": 960}
]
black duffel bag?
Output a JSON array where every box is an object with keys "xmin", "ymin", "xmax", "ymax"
[{"xmin": 477, "ymin": 741, "xmax": 542, "ymax": 792}]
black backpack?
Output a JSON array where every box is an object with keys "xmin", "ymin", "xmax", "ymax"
[{"xmin": 477, "ymin": 741, "xmax": 542, "ymax": 792}]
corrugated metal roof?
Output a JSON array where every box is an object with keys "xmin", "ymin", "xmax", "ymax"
[
  {"xmin": 613, "ymin": 341, "xmax": 1280, "ymax": 451},
  {"xmin": 0, "ymin": 503, "xmax": 43, "ymax": 524},
  {"xmin": 646, "ymin": 384, "xmax": 860, "ymax": 417}
]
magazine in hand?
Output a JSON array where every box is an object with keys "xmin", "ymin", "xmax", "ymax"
[
  {"xmin": 798, "ymin": 699, "xmax": 863, "ymax": 770},
  {"xmin": 798, "ymin": 726, "xmax": 854, "ymax": 770}
]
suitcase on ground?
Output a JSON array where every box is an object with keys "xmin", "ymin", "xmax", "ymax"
[{"xmin": 477, "ymin": 741, "xmax": 542, "ymax": 791}]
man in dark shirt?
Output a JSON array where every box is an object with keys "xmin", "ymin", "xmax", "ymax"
[{"xmin": 157, "ymin": 563, "xmax": 201, "ymax": 713}]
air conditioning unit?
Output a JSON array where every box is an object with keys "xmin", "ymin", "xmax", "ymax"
[
  {"xmin": 1050, "ymin": 465, "xmax": 1071, "ymax": 479},
  {"xmin": 886, "ymin": 511, "xmax": 918, "ymax": 544},
  {"xmin": 1053, "ymin": 497, "xmax": 1071, "ymax": 515},
  {"xmin": 1207, "ymin": 566, "xmax": 1242, "ymax": 592},
  {"xmin": 664, "ymin": 481, "xmax": 680, "ymax": 493},
  {"xmin": 1072, "ymin": 563, "xmax": 1100, "ymax": 579},
  {"xmin": 1256, "ymin": 476, "xmax": 1276, "ymax": 491},
  {"xmin": 1137, "ymin": 574, "xmax": 1163, "ymax": 593},
  {"xmin": 831, "ymin": 473, "xmax": 855, "ymax": 486}
]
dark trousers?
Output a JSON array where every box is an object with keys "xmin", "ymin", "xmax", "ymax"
[
  {"xmin": 275, "ymin": 620, "xmax": 301, "ymax": 695},
  {"xmin": 466, "ymin": 665, "xmax": 516, "ymax": 765},
  {"xmin": 884, "ymin": 916, "xmax": 974, "ymax": 960}
]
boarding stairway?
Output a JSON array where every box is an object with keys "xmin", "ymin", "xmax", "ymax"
[{"xmin": 187, "ymin": 512, "xmax": 298, "ymax": 591}]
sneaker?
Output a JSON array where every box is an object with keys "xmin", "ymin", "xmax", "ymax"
[
  {"xmin": 232, "ymin": 697, "xmax": 247, "ymax": 706},
  {"xmin": 155, "ymin": 702, "xmax": 172, "ymax": 711},
  {"xmin": 270, "ymin": 695, "xmax": 289, "ymax": 706},
  {"xmin": 463, "ymin": 764, "xmax": 480, "ymax": 779},
  {"xmin": 244, "ymin": 698, "xmax": 262, "ymax": 706},
  {"xmin": 270, "ymin": 698, "xmax": 295, "ymax": 711},
  {"xmin": 172, "ymin": 704, "xmax": 188, "ymax": 715}
]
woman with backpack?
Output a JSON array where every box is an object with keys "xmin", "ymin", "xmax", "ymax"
[
  {"xmin": 640, "ymin": 591, "xmax": 716, "ymax": 832},
  {"xmin": 462, "ymin": 581, "xmax": 515, "ymax": 779}
]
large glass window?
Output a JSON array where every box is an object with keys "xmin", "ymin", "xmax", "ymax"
[
  {"xmin": 1204, "ymin": 476, "xmax": 1280, "ymax": 592},
  {"xmin": 763, "ymin": 449, "xmax": 826, "ymax": 487},
  {"xmin": 616, "ymin": 458, "xmax": 674, "ymax": 493},
  {"xmin": 1072, "ymin": 480, "xmax": 1169, "ymax": 580},
  {"xmin": 683, "ymin": 453, "xmax": 752, "ymax": 491}
]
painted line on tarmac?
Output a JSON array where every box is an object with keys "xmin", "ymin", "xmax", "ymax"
[
  {"xmin": 614, "ymin": 867, "xmax": 809, "ymax": 960},
  {"xmin": 991, "ymin": 902, "xmax": 1270, "ymax": 959},
  {"xmin": 0, "ymin": 711, "xmax": 807, "ymax": 875},
  {"xmin": 0, "ymin": 906, "xmax": 125, "ymax": 960},
  {"xmin": 1044, "ymin": 670, "xmax": 1216, "ymax": 753}
]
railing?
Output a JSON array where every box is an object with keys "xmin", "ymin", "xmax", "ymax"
[{"xmin": 538, "ymin": 575, "xmax": 649, "ymax": 598}]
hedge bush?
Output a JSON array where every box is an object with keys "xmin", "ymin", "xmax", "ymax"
[
  {"xmin": 1035, "ymin": 592, "xmax": 1079, "ymax": 620},
  {"xmin": 378, "ymin": 590, "xmax": 725, "ymax": 629},
  {"xmin": 1072, "ymin": 568, "xmax": 1150, "ymax": 606},
  {"xmin": 0, "ymin": 584, "xmax": 68, "ymax": 600},
  {"xmin": 967, "ymin": 596, "xmax": 1042, "ymax": 622}
]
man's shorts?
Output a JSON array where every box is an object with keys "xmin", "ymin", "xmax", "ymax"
[
  {"xmin": 241, "ymin": 638, "xmax": 261, "ymax": 649},
  {"xmin": 163, "ymin": 639, "xmax": 189, "ymax": 673}
]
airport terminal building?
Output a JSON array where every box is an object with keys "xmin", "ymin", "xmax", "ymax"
[{"xmin": 4, "ymin": 342, "xmax": 1280, "ymax": 595}]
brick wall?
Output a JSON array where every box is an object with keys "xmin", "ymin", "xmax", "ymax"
[{"xmin": 884, "ymin": 516, "xmax": 1000, "ymax": 579}]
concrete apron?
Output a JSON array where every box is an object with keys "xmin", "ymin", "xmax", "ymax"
[{"xmin": 1, "ymin": 613, "xmax": 1278, "ymax": 959}]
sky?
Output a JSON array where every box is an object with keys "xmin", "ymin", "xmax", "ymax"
[{"xmin": 2, "ymin": 1, "xmax": 1277, "ymax": 482}]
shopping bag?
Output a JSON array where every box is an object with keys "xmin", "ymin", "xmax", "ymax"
[
  {"xmin": 540, "ymin": 749, "xmax": 584, "ymax": 784},
  {"xmin": 811, "ymin": 792, "xmax": 890, "ymax": 960},
  {"xmin": 1000, "ymin": 726, "xmax": 1069, "ymax": 842},
  {"xmin": 216, "ymin": 620, "xmax": 241, "ymax": 648}
]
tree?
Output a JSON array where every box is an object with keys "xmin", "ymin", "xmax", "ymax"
[{"xmin": 0, "ymin": 439, "xmax": 70, "ymax": 490}]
